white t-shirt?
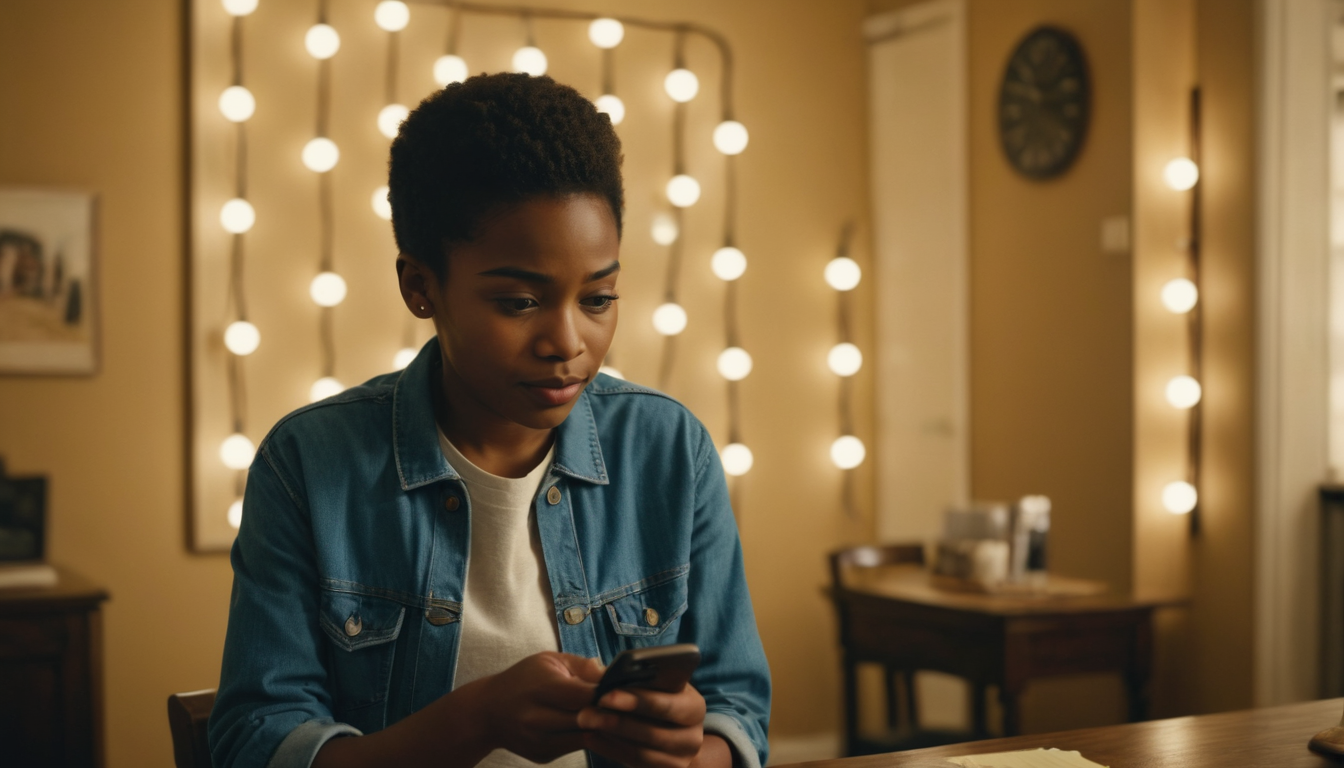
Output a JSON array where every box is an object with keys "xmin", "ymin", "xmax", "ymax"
[{"xmin": 439, "ymin": 433, "xmax": 587, "ymax": 768}]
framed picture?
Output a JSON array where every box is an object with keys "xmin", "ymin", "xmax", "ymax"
[{"xmin": 0, "ymin": 188, "xmax": 99, "ymax": 375}]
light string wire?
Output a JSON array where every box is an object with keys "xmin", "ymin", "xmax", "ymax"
[
  {"xmin": 316, "ymin": 0, "xmax": 338, "ymax": 383},
  {"xmin": 834, "ymin": 223, "xmax": 857, "ymax": 518},
  {"xmin": 657, "ymin": 29, "xmax": 689, "ymax": 390},
  {"xmin": 1185, "ymin": 86, "xmax": 1203, "ymax": 536},
  {"xmin": 226, "ymin": 11, "xmax": 250, "ymax": 498}
]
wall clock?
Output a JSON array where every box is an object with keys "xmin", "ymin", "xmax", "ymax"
[{"xmin": 998, "ymin": 26, "xmax": 1090, "ymax": 180}]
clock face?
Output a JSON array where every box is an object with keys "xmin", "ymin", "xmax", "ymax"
[{"xmin": 998, "ymin": 27, "xmax": 1090, "ymax": 179}]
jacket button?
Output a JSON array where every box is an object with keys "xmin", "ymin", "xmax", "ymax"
[
  {"xmin": 563, "ymin": 606, "xmax": 587, "ymax": 625},
  {"xmin": 344, "ymin": 616, "xmax": 362, "ymax": 637},
  {"xmin": 644, "ymin": 607, "xmax": 659, "ymax": 626},
  {"xmin": 444, "ymin": 496, "xmax": 459, "ymax": 512},
  {"xmin": 546, "ymin": 486, "xmax": 562, "ymax": 505}
]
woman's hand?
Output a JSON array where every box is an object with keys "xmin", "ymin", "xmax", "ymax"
[
  {"xmin": 578, "ymin": 684, "xmax": 729, "ymax": 768},
  {"xmin": 477, "ymin": 651, "xmax": 605, "ymax": 763}
]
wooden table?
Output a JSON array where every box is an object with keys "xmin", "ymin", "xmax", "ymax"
[
  {"xmin": 829, "ymin": 567, "xmax": 1178, "ymax": 742},
  {"xmin": 779, "ymin": 698, "xmax": 1344, "ymax": 768},
  {"xmin": 0, "ymin": 566, "xmax": 109, "ymax": 767}
]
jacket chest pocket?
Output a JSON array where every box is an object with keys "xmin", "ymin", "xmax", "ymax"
[
  {"xmin": 319, "ymin": 589, "xmax": 405, "ymax": 729},
  {"xmin": 602, "ymin": 570, "xmax": 689, "ymax": 653}
]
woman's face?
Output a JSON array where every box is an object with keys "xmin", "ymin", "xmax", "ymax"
[{"xmin": 406, "ymin": 194, "xmax": 621, "ymax": 431}]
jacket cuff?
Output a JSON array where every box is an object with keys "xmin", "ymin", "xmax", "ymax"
[
  {"xmin": 266, "ymin": 718, "xmax": 363, "ymax": 768},
  {"xmin": 704, "ymin": 712, "xmax": 763, "ymax": 768}
]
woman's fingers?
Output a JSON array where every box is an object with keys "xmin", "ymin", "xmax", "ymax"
[
  {"xmin": 596, "ymin": 685, "xmax": 706, "ymax": 727},
  {"xmin": 584, "ymin": 731, "xmax": 697, "ymax": 768},
  {"xmin": 578, "ymin": 707, "xmax": 702, "ymax": 757}
]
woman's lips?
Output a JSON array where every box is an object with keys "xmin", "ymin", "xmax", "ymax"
[{"xmin": 521, "ymin": 380, "xmax": 585, "ymax": 407}]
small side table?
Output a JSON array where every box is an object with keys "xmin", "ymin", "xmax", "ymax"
[{"xmin": 0, "ymin": 566, "xmax": 109, "ymax": 767}]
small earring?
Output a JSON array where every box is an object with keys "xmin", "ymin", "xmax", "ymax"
[{"xmin": 419, "ymin": 305, "xmax": 427, "ymax": 312}]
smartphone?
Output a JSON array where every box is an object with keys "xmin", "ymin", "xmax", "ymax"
[{"xmin": 593, "ymin": 644, "xmax": 701, "ymax": 703}]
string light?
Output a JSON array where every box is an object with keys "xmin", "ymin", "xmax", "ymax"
[
  {"xmin": 721, "ymin": 443, "xmax": 754, "ymax": 477},
  {"xmin": 824, "ymin": 256, "xmax": 861, "ymax": 291},
  {"xmin": 652, "ymin": 302, "xmax": 688, "ymax": 336},
  {"xmin": 1162, "ymin": 480, "xmax": 1198, "ymax": 514},
  {"xmin": 220, "ymin": 433, "xmax": 256, "ymax": 470},
  {"xmin": 302, "ymin": 137, "xmax": 339, "ymax": 172},
  {"xmin": 393, "ymin": 347, "xmax": 417, "ymax": 370},
  {"xmin": 1165, "ymin": 375, "xmax": 1202, "ymax": 409},
  {"xmin": 651, "ymin": 213, "xmax": 679, "ymax": 245},
  {"xmin": 513, "ymin": 46, "xmax": 548, "ymax": 76},
  {"xmin": 1161, "ymin": 278, "xmax": 1198, "ymax": 314},
  {"xmin": 227, "ymin": 498, "xmax": 244, "ymax": 529},
  {"xmin": 1163, "ymin": 157, "xmax": 1199, "ymax": 191},
  {"xmin": 310, "ymin": 271, "xmax": 348, "ymax": 307},
  {"xmin": 831, "ymin": 435, "xmax": 866, "ymax": 470},
  {"xmin": 310, "ymin": 376, "xmax": 345, "ymax": 402},
  {"xmin": 713, "ymin": 121, "xmax": 749, "ymax": 155},
  {"xmin": 664, "ymin": 68, "xmax": 699, "ymax": 102},
  {"xmin": 220, "ymin": 198, "xmax": 256, "ymax": 234},
  {"xmin": 224, "ymin": 321, "xmax": 261, "ymax": 356},
  {"xmin": 595, "ymin": 94, "xmax": 625, "ymax": 125},
  {"xmin": 716, "ymin": 347, "xmax": 753, "ymax": 381},
  {"xmin": 666, "ymin": 174, "xmax": 701, "ymax": 207},
  {"xmin": 378, "ymin": 103, "xmax": 409, "ymax": 139},
  {"xmin": 219, "ymin": 85, "xmax": 256, "ymax": 122},
  {"xmin": 374, "ymin": 0, "xmax": 410, "ymax": 32},
  {"xmin": 305, "ymin": 23, "xmax": 341, "ymax": 59},
  {"xmin": 433, "ymin": 54, "xmax": 468, "ymax": 86},
  {"xmin": 221, "ymin": 0, "xmax": 257, "ymax": 16},
  {"xmin": 599, "ymin": 365, "xmax": 625, "ymax": 380},
  {"xmin": 371, "ymin": 186, "xmax": 392, "ymax": 220},
  {"xmin": 588, "ymin": 18, "xmax": 625, "ymax": 48},
  {"xmin": 711, "ymin": 247, "xmax": 746, "ymax": 281},
  {"xmin": 827, "ymin": 342, "xmax": 862, "ymax": 377}
]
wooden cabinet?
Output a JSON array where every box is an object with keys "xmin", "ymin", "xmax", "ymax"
[{"xmin": 0, "ymin": 567, "xmax": 108, "ymax": 768}]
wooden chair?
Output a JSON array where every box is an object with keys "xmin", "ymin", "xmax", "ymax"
[
  {"xmin": 167, "ymin": 689, "xmax": 216, "ymax": 768},
  {"xmin": 828, "ymin": 543, "xmax": 982, "ymax": 755}
]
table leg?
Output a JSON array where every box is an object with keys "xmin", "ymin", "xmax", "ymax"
[
  {"xmin": 971, "ymin": 682, "xmax": 988, "ymax": 737},
  {"xmin": 1125, "ymin": 669, "xmax": 1150, "ymax": 723},
  {"xmin": 1000, "ymin": 686, "xmax": 1022, "ymax": 737},
  {"xmin": 842, "ymin": 655, "xmax": 859, "ymax": 755}
]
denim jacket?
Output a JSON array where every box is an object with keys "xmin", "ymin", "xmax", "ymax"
[{"xmin": 208, "ymin": 339, "xmax": 772, "ymax": 768}]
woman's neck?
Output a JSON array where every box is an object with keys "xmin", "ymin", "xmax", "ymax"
[{"xmin": 434, "ymin": 360, "xmax": 554, "ymax": 479}]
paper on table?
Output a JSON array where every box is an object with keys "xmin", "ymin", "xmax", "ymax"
[{"xmin": 945, "ymin": 748, "xmax": 1108, "ymax": 768}]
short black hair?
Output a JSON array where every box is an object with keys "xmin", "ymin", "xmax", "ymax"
[{"xmin": 388, "ymin": 73, "xmax": 624, "ymax": 277}]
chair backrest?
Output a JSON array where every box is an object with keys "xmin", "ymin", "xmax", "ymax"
[
  {"xmin": 828, "ymin": 543, "xmax": 926, "ymax": 591},
  {"xmin": 167, "ymin": 688, "xmax": 216, "ymax": 768}
]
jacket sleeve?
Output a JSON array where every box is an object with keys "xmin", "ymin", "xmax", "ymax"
[
  {"xmin": 683, "ymin": 426, "xmax": 772, "ymax": 768},
  {"xmin": 208, "ymin": 441, "xmax": 360, "ymax": 768}
]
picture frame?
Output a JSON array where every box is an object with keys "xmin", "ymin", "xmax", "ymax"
[{"xmin": 0, "ymin": 188, "xmax": 99, "ymax": 375}]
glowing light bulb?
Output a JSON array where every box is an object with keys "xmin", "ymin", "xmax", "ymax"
[
  {"xmin": 433, "ymin": 54, "xmax": 468, "ymax": 86},
  {"xmin": 219, "ymin": 85, "xmax": 255, "ymax": 122},
  {"xmin": 713, "ymin": 120, "xmax": 749, "ymax": 155},
  {"xmin": 220, "ymin": 198, "xmax": 255, "ymax": 234},
  {"xmin": 512, "ymin": 46, "xmax": 548, "ymax": 76},
  {"xmin": 310, "ymin": 271, "xmax": 347, "ymax": 307},
  {"xmin": 664, "ymin": 68, "xmax": 699, "ymax": 102},
  {"xmin": 588, "ymin": 18, "xmax": 625, "ymax": 48},
  {"xmin": 378, "ymin": 103, "xmax": 409, "ymax": 139},
  {"xmin": 721, "ymin": 443, "xmax": 754, "ymax": 476},
  {"xmin": 224, "ymin": 320, "xmax": 260, "ymax": 356},
  {"xmin": 1163, "ymin": 157, "xmax": 1199, "ymax": 191},
  {"xmin": 1162, "ymin": 480, "xmax": 1197, "ymax": 514},
  {"xmin": 652, "ymin": 302, "xmax": 687, "ymax": 336},
  {"xmin": 393, "ymin": 347, "xmax": 417, "ymax": 370},
  {"xmin": 666, "ymin": 174, "xmax": 701, "ymax": 208},
  {"xmin": 651, "ymin": 213, "xmax": 679, "ymax": 245},
  {"xmin": 310, "ymin": 376, "xmax": 344, "ymax": 402},
  {"xmin": 374, "ymin": 0, "xmax": 409, "ymax": 31},
  {"xmin": 595, "ymin": 94, "xmax": 625, "ymax": 125},
  {"xmin": 828, "ymin": 343, "xmax": 863, "ymax": 377},
  {"xmin": 1165, "ymin": 375, "xmax": 1202, "ymax": 409},
  {"xmin": 1161, "ymin": 278, "xmax": 1198, "ymax": 314},
  {"xmin": 305, "ymin": 23, "xmax": 340, "ymax": 59},
  {"xmin": 831, "ymin": 435, "xmax": 866, "ymax": 470},
  {"xmin": 227, "ymin": 498, "xmax": 244, "ymax": 528},
  {"xmin": 717, "ymin": 347, "xmax": 753, "ymax": 381},
  {"xmin": 220, "ymin": 433, "xmax": 255, "ymax": 470},
  {"xmin": 371, "ymin": 186, "xmax": 392, "ymax": 220},
  {"xmin": 302, "ymin": 137, "xmax": 339, "ymax": 172},
  {"xmin": 599, "ymin": 365, "xmax": 625, "ymax": 380},
  {"xmin": 222, "ymin": 0, "xmax": 258, "ymax": 16},
  {"xmin": 825, "ymin": 257, "xmax": 862, "ymax": 291},
  {"xmin": 711, "ymin": 247, "xmax": 746, "ymax": 281}
]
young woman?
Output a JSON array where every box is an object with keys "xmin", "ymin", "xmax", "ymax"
[{"xmin": 208, "ymin": 73, "xmax": 771, "ymax": 768}]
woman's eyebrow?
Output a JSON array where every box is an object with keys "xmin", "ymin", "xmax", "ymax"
[
  {"xmin": 588, "ymin": 261, "xmax": 621, "ymax": 281},
  {"xmin": 476, "ymin": 261, "xmax": 620, "ymax": 284}
]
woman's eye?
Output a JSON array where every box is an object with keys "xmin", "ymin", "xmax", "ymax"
[
  {"xmin": 583, "ymin": 294, "xmax": 619, "ymax": 311},
  {"xmin": 498, "ymin": 297, "xmax": 539, "ymax": 313}
]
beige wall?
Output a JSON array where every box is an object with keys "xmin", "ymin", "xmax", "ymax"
[{"xmin": 0, "ymin": 0, "xmax": 878, "ymax": 764}]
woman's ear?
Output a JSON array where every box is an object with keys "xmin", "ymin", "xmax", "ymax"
[{"xmin": 396, "ymin": 255, "xmax": 437, "ymax": 319}]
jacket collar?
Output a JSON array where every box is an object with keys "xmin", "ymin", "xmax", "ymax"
[{"xmin": 392, "ymin": 337, "xmax": 609, "ymax": 490}]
